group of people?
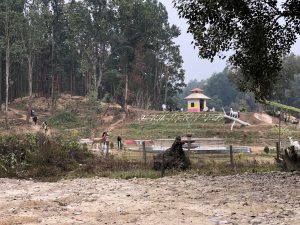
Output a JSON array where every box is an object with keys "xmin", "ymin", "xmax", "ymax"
[
  {"xmin": 100, "ymin": 132, "xmax": 123, "ymax": 152},
  {"xmin": 162, "ymin": 104, "xmax": 184, "ymax": 112},
  {"xmin": 30, "ymin": 109, "xmax": 48, "ymax": 134}
]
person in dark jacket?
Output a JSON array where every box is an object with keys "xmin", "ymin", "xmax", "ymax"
[
  {"xmin": 117, "ymin": 136, "xmax": 122, "ymax": 150},
  {"xmin": 33, "ymin": 116, "xmax": 37, "ymax": 125}
]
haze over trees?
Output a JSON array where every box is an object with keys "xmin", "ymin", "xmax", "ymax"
[
  {"xmin": 179, "ymin": 54, "xmax": 300, "ymax": 112},
  {"xmin": 174, "ymin": 0, "xmax": 300, "ymax": 101},
  {"xmin": 0, "ymin": 0, "xmax": 185, "ymax": 115}
]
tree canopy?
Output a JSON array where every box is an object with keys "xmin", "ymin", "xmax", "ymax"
[
  {"xmin": 173, "ymin": 0, "xmax": 300, "ymax": 101},
  {"xmin": 179, "ymin": 54, "xmax": 300, "ymax": 112},
  {"xmin": 0, "ymin": 0, "xmax": 185, "ymax": 114}
]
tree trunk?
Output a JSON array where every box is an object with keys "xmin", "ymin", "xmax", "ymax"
[
  {"xmin": 5, "ymin": 37, "xmax": 10, "ymax": 127},
  {"xmin": 124, "ymin": 72, "xmax": 128, "ymax": 116},
  {"xmin": 96, "ymin": 62, "xmax": 103, "ymax": 97},
  {"xmin": 0, "ymin": 52, "xmax": 2, "ymax": 111},
  {"xmin": 92, "ymin": 62, "xmax": 97, "ymax": 88},
  {"xmin": 51, "ymin": 27, "xmax": 55, "ymax": 113},
  {"xmin": 4, "ymin": 0, "xmax": 10, "ymax": 127},
  {"xmin": 50, "ymin": 72, "xmax": 55, "ymax": 113},
  {"xmin": 26, "ymin": 54, "xmax": 33, "ymax": 123},
  {"xmin": 164, "ymin": 67, "xmax": 169, "ymax": 105},
  {"xmin": 153, "ymin": 54, "xmax": 158, "ymax": 109},
  {"xmin": 70, "ymin": 60, "xmax": 73, "ymax": 95},
  {"xmin": 84, "ymin": 74, "xmax": 87, "ymax": 96}
]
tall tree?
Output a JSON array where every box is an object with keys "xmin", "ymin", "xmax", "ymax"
[
  {"xmin": 174, "ymin": 0, "xmax": 300, "ymax": 101},
  {"xmin": 22, "ymin": 0, "xmax": 48, "ymax": 122},
  {"xmin": 0, "ymin": 0, "xmax": 186, "ymax": 115},
  {"xmin": 43, "ymin": 0, "xmax": 68, "ymax": 112},
  {"xmin": 0, "ymin": 0, "xmax": 24, "ymax": 126},
  {"xmin": 271, "ymin": 54, "xmax": 300, "ymax": 105}
]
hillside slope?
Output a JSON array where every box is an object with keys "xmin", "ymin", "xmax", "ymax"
[{"xmin": 1, "ymin": 96, "xmax": 298, "ymax": 149}]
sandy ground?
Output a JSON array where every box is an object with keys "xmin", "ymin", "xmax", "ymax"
[
  {"xmin": 253, "ymin": 113, "xmax": 274, "ymax": 125},
  {"xmin": 0, "ymin": 172, "xmax": 299, "ymax": 225}
]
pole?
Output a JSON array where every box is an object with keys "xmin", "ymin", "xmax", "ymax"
[
  {"xmin": 161, "ymin": 154, "xmax": 165, "ymax": 177},
  {"xmin": 187, "ymin": 140, "xmax": 191, "ymax": 157},
  {"xmin": 276, "ymin": 142, "xmax": 280, "ymax": 161},
  {"xmin": 230, "ymin": 145, "xmax": 234, "ymax": 169},
  {"xmin": 106, "ymin": 141, "xmax": 109, "ymax": 158},
  {"xmin": 278, "ymin": 113, "xmax": 281, "ymax": 151},
  {"xmin": 142, "ymin": 141, "xmax": 147, "ymax": 165},
  {"xmin": 187, "ymin": 133, "xmax": 192, "ymax": 158}
]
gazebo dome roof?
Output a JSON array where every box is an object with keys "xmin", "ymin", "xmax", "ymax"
[
  {"xmin": 185, "ymin": 93, "xmax": 210, "ymax": 100},
  {"xmin": 191, "ymin": 88, "xmax": 203, "ymax": 93},
  {"xmin": 185, "ymin": 87, "xmax": 210, "ymax": 100}
]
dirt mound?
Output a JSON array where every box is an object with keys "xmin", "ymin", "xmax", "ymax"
[
  {"xmin": 254, "ymin": 113, "xmax": 275, "ymax": 124},
  {"xmin": 12, "ymin": 94, "xmax": 88, "ymax": 112},
  {"xmin": 239, "ymin": 112, "xmax": 275, "ymax": 125}
]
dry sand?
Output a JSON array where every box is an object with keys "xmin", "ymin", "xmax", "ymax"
[
  {"xmin": 0, "ymin": 172, "xmax": 299, "ymax": 225},
  {"xmin": 253, "ymin": 113, "xmax": 274, "ymax": 125}
]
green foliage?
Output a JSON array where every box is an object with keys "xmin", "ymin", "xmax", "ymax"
[
  {"xmin": 0, "ymin": 132, "xmax": 283, "ymax": 180},
  {"xmin": 0, "ymin": 0, "xmax": 186, "ymax": 112},
  {"xmin": 125, "ymin": 113, "xmax": 224, "ymax": 140},
  {"xmin": 270, "ymin": 55, "xmax": 300, "ymax": 104},
  {"xmin": 110, "ymin": 142, "xmax": 114, "ymax": 149},
  {"xmin": 48, "ymin": 112, "xmax": 82, "ymax": 129},
  {"xmin": 266, "ymin": 101, "xmax": 300, "ymax": 114},
  {"xmin": 174, "ymin": 0, "xmax": 300, "ymax": 101},
  {"xmin": 87, "ymin": 86, "xmax": 98, "ymax": 103},
  {"xmin": 190, "ymin": 154, "xmax": 280, "ymax": 176},
  {"xmin": 103, "ymin": 169, "xmax": 161, "ymax": 179},
  {"xmin": 178, "ymin": 68, "xmax": 257, "ymax": 111},
  {"xmin": 0, "ymin": 133, "xmax": 93, "ymax": 179}
]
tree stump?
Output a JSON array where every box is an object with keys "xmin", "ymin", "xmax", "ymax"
[
  {"xmin": 281, "ymin": 146, "xmax": 300, "ymax": 171},
  {"xmin": 153, "ymin": 136, "xmax": 191, "ymax": 171}
]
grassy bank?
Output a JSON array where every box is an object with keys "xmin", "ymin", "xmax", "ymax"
[{"xmin": 0, "ymin": 133, "xmax": 282, "ymax": 181}]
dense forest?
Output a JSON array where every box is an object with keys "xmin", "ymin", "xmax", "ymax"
[
  {"xmin": 1, "ymin": 0, "xmax": 300, "ymax": 116},
  {"xmin": 0, "ymin": 0, "xmax": 185, "ymax": 114}
]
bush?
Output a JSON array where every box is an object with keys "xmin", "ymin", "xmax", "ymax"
[
  {"xmin": 0, "ymin": 133, "xmax": 93, "ymax": 179},
  {"xmin": 265, "ymin": 110, "xmax": 276, "ymax": 117},
  {"xmin": 48, "ymin": 112, "xmax": 82, "ymax": 129},
  {"xmin": 110, "ymin": 142, "xmax": 114, "ymax": 149},
  {"xmin": 0, "ymin": 133, "xmax": 161, "ymax": 180},
  {"xmin": 263, "ymin": 146, "xmax": 270, "ymax": 154}
]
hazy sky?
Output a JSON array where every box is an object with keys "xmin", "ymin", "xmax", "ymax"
[{"xmin": 160, "ymin": 1, "xmax": 300, "ymax": 82}]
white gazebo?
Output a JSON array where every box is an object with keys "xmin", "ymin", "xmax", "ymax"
[{"xmin": 184, "ymin": 88, "xmax": 211, "ymax": 112}]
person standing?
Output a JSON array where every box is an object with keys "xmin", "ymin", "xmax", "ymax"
[
  {"xmin": 33, "ymin": 116, "xmax": 38, "ymax": 125},
  {"xmin": 105, "ymin": 132, "xmax": 110, "ymax": 154},
  {"xmin": 42, "ymin": 121, "xmax": 48, "ymax": 134},
  {"xmin": 101, "ymin": 132, "xmax": 107, "ymax": 152},
  {"xmin": 117, "ymin": 136, "xmax": 122, "ymax": 150},
  {"xmin": 30, "ymin": 109, "xmax": 35, "ymax": 117}
]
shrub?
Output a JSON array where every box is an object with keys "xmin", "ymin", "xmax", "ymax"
[
  {"xmin": 48, "ymin": 112, "xmax": 82, "ymax": 129},
  {"xmin": 0, "ymin": 133, "xmax": 160, "ymax": 180},
  {"xmin": 110, "ymin": 142, "xmax": 114, "ymax": 149},
  {"xmin": 0, "ymin": 133, "xmax": 93, "ymax": 179},
  {"xmin": 263, "ymin": 146, "xmax": 270, "ymax": 154}
]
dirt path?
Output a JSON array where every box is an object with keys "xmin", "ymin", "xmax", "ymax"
[
  {"xmin": 0, "ymin": 172, "xmax": 299, "ymax": 225},
  {"xmin": 6, "ymin": 108, "xmax": 51, "ymax": 134},
  {"xmin": 8, "ymin": 108, "xmax": 28, "ymax": 121}
]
